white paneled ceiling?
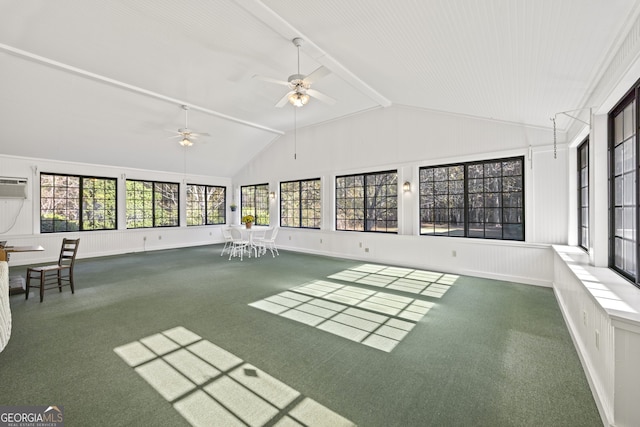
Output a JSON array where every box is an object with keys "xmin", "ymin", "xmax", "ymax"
[{"xmin": 0, "ymin": 0, "xmax": 638, "ymax": 176}]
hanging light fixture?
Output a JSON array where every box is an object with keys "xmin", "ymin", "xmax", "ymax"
[
  {"xmin": 288, "ymin": 91, "xmax": 310, "ymax": 107},
  {"xmin": 179, "ymin": 137, "xmax": 193, "ymax": 147}
]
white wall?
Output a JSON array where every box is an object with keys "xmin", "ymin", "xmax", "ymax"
[
  {"xmin": 233, "ymin": 105, "xmax": 567, "ymax": 286},
  {"xmin": 0, "ymin": 154, "xmax": 231, "ymax": 265}
]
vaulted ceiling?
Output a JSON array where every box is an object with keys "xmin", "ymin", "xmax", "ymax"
[{"xmin": 1, "ymin": 0, "xmax": 638, "ymax": 176}]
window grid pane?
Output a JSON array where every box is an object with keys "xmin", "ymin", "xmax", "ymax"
[
  {"xmin": 419, "ymin": 157, "xmax": 524, "ymax": 241},
  {"xmin": 185, "ymin": 185, "xmax": 226, "ymax": 226},
  {"xmin": 611, "ymin": 99, "xmax": 637, "ymax": 280},
  {"xmin": 82, "ymin": 177, "xmax": 117, "ymax": 231},
  {"xmin": 419, "ymin": 165, "xmax": 464, "ymax": 236},
  {"xmin": 301, "ymin": 179, "xmax": 321, "ymax": 228},
  {"xmin": 336, "ymin": 171, "xmax": 397, "ymax": 233},
  {"xmin": 186, "ymin": 185, "xmax": 206, "ymax": 226},
  {"xmin": 154, "ymin": 182, "xmax": 179, "ymax": 227},
  {"xmin": 280, "ymin": 179, "xmax": 321, "ymax": 229},
  {"xmin": 206, "ymin": 186, "xmax": 226, "ymax": 225},
  {"xmin": 578, "ymin": 139, "xmax": 589, "ymax": 251},
  {"xmin": 280, "ymin": 181, "xmax": 301, "ymax": 228},
  {"xmin": 41, "ymin": 173, "xmax": 117, "ymax": 233},
  {"xmin": 126, "ymin": 180, "xmax": 179, "ymax": 229},
  {"xmin": 241, "ymin": 184, "xmax": 269, "ymax": 226}
]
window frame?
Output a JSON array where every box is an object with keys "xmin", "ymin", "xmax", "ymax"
[
  {"xmin": 609, "ymin": 85, "xmax": 639, "ymax": 286},
  {"xmin": 126, "ymin": 179, "xmax": 180, "ymax": 229},
  {"xmin": 280, "ymin": 178, "xmax": 321, "ymax": 229},
  {"xmin": 419, "ymin": 156, "xmax": 525, "ymax": 241},
  {"xmin": 335, "ymin": 170, "xmax": 398, "ymax": 233},
  {"xmin": 40, "ymin": 173, "xmax": 117, "ymax": 233},
  {"xmin": 186, "ymin": 184, "xmax": 226, "ymax": 226},
  {"xmin": 240, "ymin": 183, "xmax": 270, "ymax": 226},
  {"xmin": 578, "ymin": 138, "xmax": 589, "ymax": 251}
]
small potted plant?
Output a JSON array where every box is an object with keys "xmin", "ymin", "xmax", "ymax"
[
  {"xmin": 230, "ymin": 203, "xmax": 237, "ymax": 212},
  {"xmin": 241, "ymin": 214, "xmax": 255, "ymax": 229}
]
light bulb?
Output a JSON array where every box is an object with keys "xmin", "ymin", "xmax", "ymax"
[{"xmin": 288, "ymin": 92, "xmax": 310, "ymax": 107}]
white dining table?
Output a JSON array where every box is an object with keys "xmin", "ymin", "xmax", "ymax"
[{"xmin": 230, "ymin": 226, "xmax": 268, "ymax": 257}]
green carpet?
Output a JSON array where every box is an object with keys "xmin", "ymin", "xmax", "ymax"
[{"xmin": 0, "ymin": 245, "xmax": 601, "ymax": 426}]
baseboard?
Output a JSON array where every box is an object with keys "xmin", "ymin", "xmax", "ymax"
[
  {"xmin": 553, "ymin": 285, "xmax": 612, "ymax": 427},
  {"xmin": 277, "ymin": 245, "xmax": 553, "ymax": 287}
]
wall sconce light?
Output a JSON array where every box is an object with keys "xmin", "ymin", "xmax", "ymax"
[
  {"xmin": 269, "ymin": 191, "xmax": 276, "ymax": 200},
  {"xmin": 403, "ymin": 181, "xmax": 411, "ymax": 192}
]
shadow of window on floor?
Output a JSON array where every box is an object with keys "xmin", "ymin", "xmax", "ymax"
[{"xmin": 114, "ymin": 326, "xmax": 355, "ymax": 427}]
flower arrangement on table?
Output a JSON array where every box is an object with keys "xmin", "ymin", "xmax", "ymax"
[{"xmin": 241, "ymin": 215, "xmax": 255, "ymax": 228}]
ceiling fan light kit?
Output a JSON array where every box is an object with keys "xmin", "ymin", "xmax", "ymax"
[
  {"xmin": 170, "ymin": 105, "xmax": 210, "ymax": 147},
  {"xmin": 288, "ymin": 91, "xmax": 310, "ymax": 107},
  {"xmin": 254, "ymin": 37, "xmax": 335, "ymax": 108}
]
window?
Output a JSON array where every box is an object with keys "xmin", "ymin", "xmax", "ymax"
[
  {"xmin": 610, "ymin": 90, "xmax": 637, "ymax": 283},
  {"xmin": 40, "ymin": 173, "xmax": 117, "ymax": 233},
  {"xmin": 280, "ymin": 178, "xmax": 321, "ymax": 228},
  {"xmin": 126, "ymin": 180, "xmax": 179, "ymax": 228},
  {"xmin": 241, "ymin": 184, "xmax": 269, "ymax": 226},
  {"xmin": 336, "ymin": 170, "xmax": 397, "ymax": 232},
  {"xmin": 419, "ymin": 165, "xmax": 465, "ymax": 236},
  {"xmin": 186, "ymin": 184, "xmax": 226, "ymax": 226},
  {"xmin": 578, "ymin": 139, "xmax": 589, "ymax": 251},
  {"xmin": 419, "ymin": 157, "xmax": 524, "ymax": 241}
]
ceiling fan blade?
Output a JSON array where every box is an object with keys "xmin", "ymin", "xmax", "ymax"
[
  {"xmin": 307, "ymin": 88, "xmax": 336, "ymax": 105},
  {"xmin": 304, "ymin": 66, "xmax": 331, "ymax": 84},
  {"xmin": 275, "ymin": 91, "xmax": 295, "ymax": 108},
  {"xmin": 190, "ymin": 132, "xmax": 211, "ymax": 137},
  {"xmin": 253, "ymin": 74, "xmax": 290, "ymax": 86}
]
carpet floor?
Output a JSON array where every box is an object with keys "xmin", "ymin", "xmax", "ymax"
[{"xmin": 0, "ymin": 245, "xmax": 601, "ymax": 426}]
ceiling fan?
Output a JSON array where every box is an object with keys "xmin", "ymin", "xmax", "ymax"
[
  {"xmin": 168, "ymin": 105, "xmax": 210, "ymax": 147},
  {"xmin": 255, "ymin": 37, "xmax": 336, "ymax": 108}
]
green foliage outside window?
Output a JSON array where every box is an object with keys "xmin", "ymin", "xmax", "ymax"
[{"xmin": 40, "ymin": 174, "xmax": 116, "ymax": 233}]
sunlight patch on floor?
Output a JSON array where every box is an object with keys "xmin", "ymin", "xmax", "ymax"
[
  {"xmin": 114, "ymin": 326, "xmax": 355, "ymax": 427},
  {"xmin": 328, "ymin": 264, "xmax": 459, "ymax": 298},
  {"xmin": 249, "ymin": 282, "xmax": 428, "ymax": 352}
]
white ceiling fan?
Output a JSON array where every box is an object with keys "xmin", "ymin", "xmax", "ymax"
[
  {"xmin": 168, "ymin": 105, "xmax": 210, "ymax": 147},
  {"xmin": 255, "ymin": 37, "xmax": 336, "ymax": 108}
]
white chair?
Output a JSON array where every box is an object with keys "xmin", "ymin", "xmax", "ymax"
[
  {"xmin": 228, "ymin": 228, "xmax": 249, "ymax": 261},
  {"xmin": 250, "ymin": 228, "xmax": 267, "ymax": 258},
  {"xmin": 261, "ymin": 227, "xmax": 279, "ymax": 257},
  {"xmin": 220, "ymin": 227, "xmax": 233, "ymax": 256}
]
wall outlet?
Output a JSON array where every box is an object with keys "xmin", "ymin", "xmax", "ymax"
[
  {"xmin": 452, "ymin": 250, "xmax": 457, "ymax": 257},
  {"xmin": 359, "ymin": 242, "xmax": 363, "ymax": 248},
  {"xmin": 158, "ymin": 235, "xmax": 162, "ymax": 240},
  {"xmin": 320, "ymin": 238, "xmax": 323, "ymax": 244},
  {"xmin": 143, "ymin": 236, "xmax": 147, "ymax": 241},
  {"xmin": 365, "ymin": 247, "xmax": 370, "ymax": 253},
  {"xmin": 209, "ymin": 232, "xmax": 212, "ymax": 236},
  {"xmin": 288, "ymin": 235, "xmax": 291, "ymax": 240},
  {"xmin": 583, "ymin": 310, "xmax": 587, "ymax": 326},
  {"xmin": 595, "ymin": 330, "xmax": 600, "ymax": 349}
]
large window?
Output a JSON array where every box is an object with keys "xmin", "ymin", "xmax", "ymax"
[
  {"xmin": 241, "ymin": 184, "xmax": 269, "ymax": 226},
  {"xmin": 40, "ymin": 173, "xmax": 117, "ymax": 233},
  {"xmin": 186, "ymin": 184, "xmax": 226, "ymax": 226},
  {"xmin": 336, "ymin": 170, "xmax": 398, "ymax": 233},
  {"xmin": 126, "ymin": 180, "xmax": 179, "ymax": 228},
  {"xmin": 419, "ymin": 157, "xmax": 524, "ymax": 240},
  {"xmin": 578, "ymin": 139, "xmax": 589, "ymax": 251},
  {"xmin": 610, "ymin": 90, "xmax": 637, "ymax": 283},
  {"xmin": 280, "ymin": 178, "xmax": 321, "ymax": 228}
]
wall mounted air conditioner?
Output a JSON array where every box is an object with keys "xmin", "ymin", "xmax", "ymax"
[{"xmin": 0, "ymin": 177, "xmax": 28, "ymax": 198}]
